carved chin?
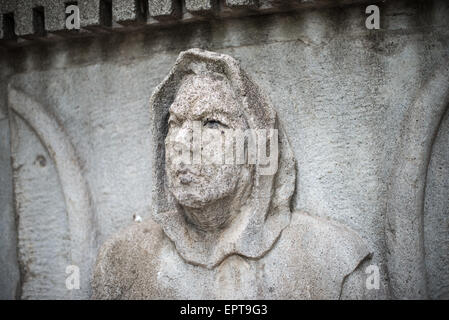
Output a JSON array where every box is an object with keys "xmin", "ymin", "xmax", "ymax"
[{"xmin": 166, "ymin": 165, "xmax": 243, "ymax": 210}]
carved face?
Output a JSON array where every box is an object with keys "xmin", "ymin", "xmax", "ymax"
[{"xmin": 165, "ymin": 74, "xmax": 248, "ymax": 209}]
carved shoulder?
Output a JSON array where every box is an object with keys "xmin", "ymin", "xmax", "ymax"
[
  {"xmin": 91, "ymin": 218, "xmax": 165, "ymax": 299},
  {"xmin": 277, "ymin": 211, "xmax": 371, "ymax": 299}
]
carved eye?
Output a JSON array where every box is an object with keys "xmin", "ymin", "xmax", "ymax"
[{"xmin": 203, "ymin": 119, "xmax": 227, "ymax": 129}]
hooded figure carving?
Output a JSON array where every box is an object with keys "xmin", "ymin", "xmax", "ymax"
[{"xmin": 92, "ymin": 49, "xmax": 371, "ymax": 299}]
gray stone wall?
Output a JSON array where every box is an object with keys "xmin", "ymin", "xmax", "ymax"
[
  {"xmin": 424, "ymin": 108, "xmax": 449, "ymax": 300},
  {"xmin": 0, "ymin": 0, "xmax": 448, "ymax": 299},
  {"xmin": 0, "ymin": 115, "xmax": 20, "ymax": 300},
  {"xmin": 0, "ymin": 55, "xmax": 20, "ymax": 300}
]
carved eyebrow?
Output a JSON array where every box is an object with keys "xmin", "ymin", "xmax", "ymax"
[
  {"xmin": 169, "ymin": 90, "xmax": 240, "ymax": 123},
  {"xmin": 191, "ymin": 108, "xmax": 233, "ymax": 125},
  {"xmin": 189, "ymin": 100, "xmax": 237, "ymax": 121},
  {"xmin": 203, "ymin": 118, "xmax": 230, "ymax": 129}
]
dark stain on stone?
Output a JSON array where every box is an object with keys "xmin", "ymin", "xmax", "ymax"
[{"xmin": 34, "ymin": 154, "xmax": 46, "ymax": 167}]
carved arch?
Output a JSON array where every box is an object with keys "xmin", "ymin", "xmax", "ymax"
[
  {"xmin": 8, "ymin": 87, "xmax": 95, "ymax": 298},
  {"xmin": 385, "ymin": 67, "xmax": 449, "ymax": 299}
]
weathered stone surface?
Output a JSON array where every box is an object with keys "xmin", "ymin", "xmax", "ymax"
[
  {"xmin": 7, "ymin": 52, "xmax": 159, "ymax": 298},
  {"xmin": 148, "ymin": 0, "xmax": 180, "ymax": 19},
  {"xmin": 8, "ymin": 86, "xmax": 99, "ymax": 298},
  {"xmin": 9, "ymin": 113, "xmax": 73, "ymax": 299},
  {"xmin": 185, "ymin": 0, "xmax": 215, "ymax": 14},
  {"xmin": 385, "ymin": 65, "xmax": 449, "ymax": 299},
  {"xmin": 0, "ymin": 0, "xmax": 390, "ymax": 42},
  {"xmin": 1, "ymin": 0, "xmax": 448, "ymax": 300},
  {"xmin": 424, "ymin": 109, "xmax": 449, "ymax": 300},
  {"xmin": 0, "ymin": 55, "xmax": 19, "ymax": 300},
  {"xmin": 225, "ymin": 0, "xmax": 257, "ymax": 9},
  {"xmin": 0, "ymin": 0, "xmax": 102, "ymax": 38},
  {"xmin": 0, "ymin": 0, "xmax": 16, "ymax": 40},
  {"xmin": 14, "ymin": 1, "xmax": 66, "ymax": 36},
  {"xmin": 79, "ymin": 0, "xmax": 102, "ymax": 27},
  {"xmin": 113, "ymin": 0, "xmax": 144, "ymax": 24},
  {"xmin": 93, "ymin": 211, "xmax": 370, "ymax": 299},
  {"xmin": 0, "ymin": 118, "xmax": 20, "ymax": 300}
]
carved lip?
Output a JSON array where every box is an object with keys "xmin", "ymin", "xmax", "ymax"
[
  {"xmin": 176, "ymin": 168, "xmax": 200, "ymax": 185},
  {"xmin": 176, "ymin": 168, "xmax": 199, "ymax": 176}
]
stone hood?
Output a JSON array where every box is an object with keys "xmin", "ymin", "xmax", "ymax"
[{"xmin": 149, "ymin": 48, "xmax": 296, "ymax": 269}]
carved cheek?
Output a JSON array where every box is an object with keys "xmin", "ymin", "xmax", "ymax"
[
  {"xmin": 166, "ymin": 127, "xmax": 192, "ymax": 168},
  {"xmin": 165, "ymin": 130, "xmax": 179, "ymax": 169},
  {"xmin": 164, "ymin": 130, "xmax": 174, "ymax": 162},
  {"xmin": 201, "ymin": 129, "xmax": 224, "ymax": 166}
]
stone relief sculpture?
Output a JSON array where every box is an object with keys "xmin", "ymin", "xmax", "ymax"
[{"xmin": 92, "ymin": 49, "xmax": 371, "ymax": 299}]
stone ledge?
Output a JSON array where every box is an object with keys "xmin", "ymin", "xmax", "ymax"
[{"xmin": 0, "ymin": 0, "xmax": 385, "ymax": 47}]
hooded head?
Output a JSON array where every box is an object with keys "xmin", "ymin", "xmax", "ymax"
[{"xmin": 149, "ymin": 49, "xmax": 296, "ymax": 268}]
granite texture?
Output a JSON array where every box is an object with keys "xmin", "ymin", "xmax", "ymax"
[{"xmin": 0, "ymin": 118, "xmax": 20, "ymax": 300}]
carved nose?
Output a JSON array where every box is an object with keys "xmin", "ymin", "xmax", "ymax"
[{"xmin": 174, "ymin": 121, "xmax": 193, "ymax": 143}]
